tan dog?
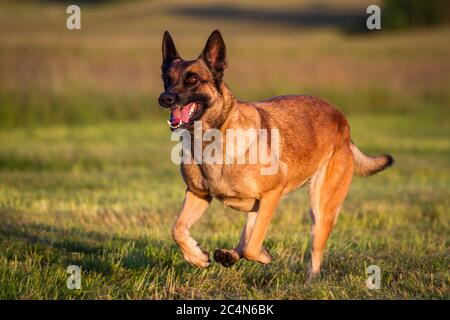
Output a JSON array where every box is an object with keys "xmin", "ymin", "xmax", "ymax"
[{"xmin": 158, "ymin": 30, "xmax": 393, "ymax": 278}]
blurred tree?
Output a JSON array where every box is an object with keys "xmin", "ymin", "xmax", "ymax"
[{"xmin": 383, "ymin": 0, "xmax": 450, "ymax": 29}]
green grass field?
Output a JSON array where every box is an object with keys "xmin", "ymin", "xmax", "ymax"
[{"xmin": 0, "ymin": 0, "xmax": 449, "ymax": 299}]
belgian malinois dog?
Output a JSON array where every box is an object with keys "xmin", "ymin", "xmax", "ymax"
[{"xmin": 158, "ymin": 30, "xmax": 393, "ymax": 278}]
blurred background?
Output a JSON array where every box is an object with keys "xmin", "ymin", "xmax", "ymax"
[
  {"xmin": 1, "ymin": 0, "xmax": 449, "ymax": 127},
  {"xmin": 0, "ymin": 0, "xmax": 448, "ymax": 299}
]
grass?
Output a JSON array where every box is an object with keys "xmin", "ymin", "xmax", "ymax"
[
  {"xmin": 0, "ymin": 114, "xmax": 448, "ymax": 299},
  {"xmin": 0, "ymin": 0, "xmax": 449, "ymax": 299}
]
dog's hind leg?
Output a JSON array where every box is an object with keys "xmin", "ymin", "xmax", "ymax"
[
  {"xmin": 172, "ymin": 189, "xmax": 212, "ymax": 268},
  {"xmin": 308, "ymin": 144, "xmax": 354, "ymax": 279}
]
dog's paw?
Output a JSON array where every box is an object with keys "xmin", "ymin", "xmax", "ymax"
[
  {"xmin": 307, "ymin": 269, "xmax": 321, "ymax": 284},
  {"xmin": 258, "ymin": 247, "xmax": 272, "ymax": 264},
  {"xmin": 243, "ymin": 247, "xmax": 272, "ymax": 264},
  {"xmin": 214, "ymin": 249, "xmax": 240, "ymax": 267},
  {"xmin": 183, "ymin": 247, "xmax": 210, "ymax": 268}
]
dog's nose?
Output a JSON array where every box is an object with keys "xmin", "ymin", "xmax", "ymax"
[{"xmin": 158, "ymin": 93, "xmax": 176, "ymax": 108}]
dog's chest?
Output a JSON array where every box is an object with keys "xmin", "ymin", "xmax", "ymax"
[{"xmin": 181, "ymin": 163, "xmax": 259, "ymax": 199}]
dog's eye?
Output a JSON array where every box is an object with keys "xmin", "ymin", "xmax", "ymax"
[{"xmin": 186, "ymin": 75, "xmax": 199, "ymax": 85}]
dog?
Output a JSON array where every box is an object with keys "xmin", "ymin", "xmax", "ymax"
[{"xmin": 158, "ymin": 30, "xmax": 393, "ymax": 278}]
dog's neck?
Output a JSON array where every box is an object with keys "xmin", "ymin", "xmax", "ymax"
[
  {"xmin": 200, "ymin": 81, "xmax": 237, "ymax": 133},
  {"xmin": 217, "ymin": 82, "xmax": 237, "ymax": 130}
]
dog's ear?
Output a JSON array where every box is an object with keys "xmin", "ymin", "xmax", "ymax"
[
  {"xmin": 199, "ymin": 30, "xmax": 227, "ymax": 81},
  {"xmin": 162, "ymin": 31, "xmax": 180, "ymax": 72}
]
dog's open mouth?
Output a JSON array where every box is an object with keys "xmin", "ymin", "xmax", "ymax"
[{"xmin": 167, "ymin": 102, "xmax": 202, "ymax": 130}]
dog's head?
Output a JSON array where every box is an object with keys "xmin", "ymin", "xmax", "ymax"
[{"xmin": 158, "ymin": 30, "xmax": 228, "ymax": 131}]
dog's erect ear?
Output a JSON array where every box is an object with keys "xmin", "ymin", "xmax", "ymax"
[
  {"xmin": 199, "ymin": 30, "xmax": 227, "ymax": 81},
  {"xmin": 162, "ymin": 31, "xmax": 180, "ymax": 72}
]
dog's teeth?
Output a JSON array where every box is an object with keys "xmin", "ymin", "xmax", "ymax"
[{"xmin": 167, "ymin": 120, "xmax": 179, "ymax": 129}]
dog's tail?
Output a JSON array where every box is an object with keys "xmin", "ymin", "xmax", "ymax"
[{"xmin": 350, "ymin": 143, "xmax": 394, "ymax": 177}]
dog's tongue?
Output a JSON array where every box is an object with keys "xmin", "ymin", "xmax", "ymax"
[{"xmin": 170, "ymin": 103, "xmax": 193, "ymax": 125}]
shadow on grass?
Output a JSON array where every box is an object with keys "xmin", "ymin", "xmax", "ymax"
[
  {"xmin": 0, "ymin": 211, "xmax": 180, "ymax": 276},
  {"xmin": 170, "ymin": 4, "xmax": 367, "ymax": 33},
  {"xmin": 41, "ymin": 0, "xmax": 121, "ymax": 5}
]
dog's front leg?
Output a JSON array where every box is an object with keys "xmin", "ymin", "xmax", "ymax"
[
  {"xmin": 243, "ymin": 188, "xmax": 282, "ymax": 263},
  {"xmin": 214, "ymin": 211, "xmax": 257, "ymax": 267},
  {"xmin": 214, "ymin": 210, "xmax": 273, "ymax": 267},
  {"xmin": 172, "ymin": 189, "xmax": 212, "ymax": 268}
]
